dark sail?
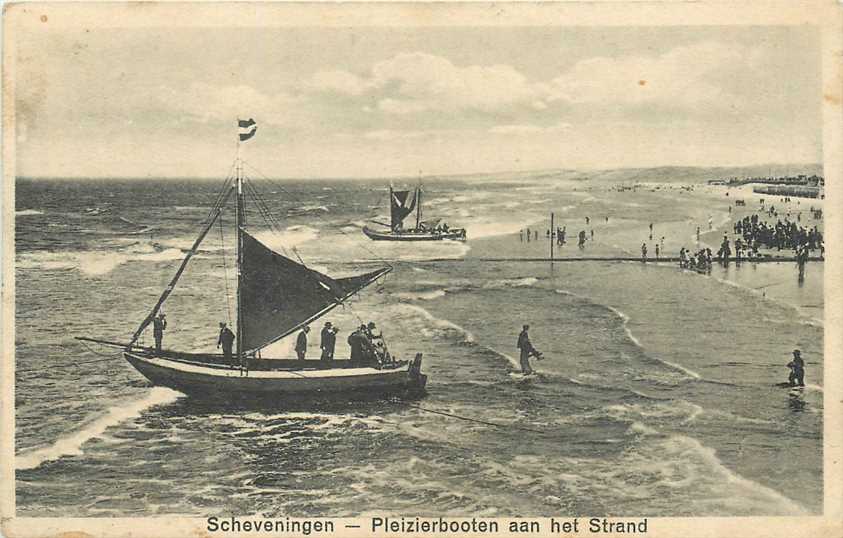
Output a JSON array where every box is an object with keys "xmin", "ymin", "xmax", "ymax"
[
  {"xmin": 390, "ymin": 189, "xmax": 417, "ymax": 230},
  {"xmin": 239, "ymin": 231, "xmax": 390, "ymax": 353}
]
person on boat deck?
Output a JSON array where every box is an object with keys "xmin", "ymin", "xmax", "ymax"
[
  {"xmin": 516, "ymin": 324, "xmax": 541, "ymax": 375},
  {"xmin": 787, "ymin": 349, "xmax": 805, "ymax": 387},
  {"xmin": 296, "ymin": 326, "xmax": 310, "ymax": 361},
  {"xmin": 320, "ymin": 322, "xmax": 338, "ymax": 361},
  {"xmin": 217, "ymin": 322, "xmax": 235, "ymax": 365},
  {"xmin": 348, "ymin": 325, "xmax": 366, "ymax": 366},
  {"xmin": 152, "ymin": 313, "xmax": 167, "ymax": 352}
]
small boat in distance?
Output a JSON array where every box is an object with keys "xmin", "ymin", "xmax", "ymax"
[
  {"xmin": 78, "ymin": 121, "xmax": 426, "ymax": 403},
  {"xmin": 362, "ymin": 185, "xmax": 466, "ymax": 241}
]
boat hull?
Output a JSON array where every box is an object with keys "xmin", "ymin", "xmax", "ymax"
[
  {"xmin": 124, "ymin": 351, "xmax": 427, "ymax": 401},
  {"xmin": 362, "ymin": 226, "xmax": 466, "ymax": 241}
]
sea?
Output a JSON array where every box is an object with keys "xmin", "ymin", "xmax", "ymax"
[{"xmin": 14, "ymin": 169, "xmax": 823, "ymax": 517}]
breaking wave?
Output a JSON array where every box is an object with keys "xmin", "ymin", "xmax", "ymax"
[{"xmin": 17, "ymin": 388, "xmax": 182, "ymax": 471}]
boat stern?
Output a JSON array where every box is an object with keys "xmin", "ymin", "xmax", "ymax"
[{"xmin": 407, "ymin": 353, "xmax": 428, "ymax": 391}]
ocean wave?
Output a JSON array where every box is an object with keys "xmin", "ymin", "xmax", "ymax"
[
  {"xmin": 288, "ymin": 205, "xmax": 330, "ymax": 215},
  {"xmin": 16, "ymin": 387, "xmax": 182, "ymax": 470},
  {"xmin": 711, "ymin": 275, "xmax": 824, "ymax": 328},
  {"xmin": 656, "ymin": 434, "xmax": 809, "ymax": 514},
  {"xmin": 16, "ymin": 209, "xmax": 44, "ymax": 216},
  {"xmin": 555, "ymin": 289, "xmax": 703, "ymax": 381},
  {"xmin": 16, "ymin": 245, "xmax": 186, "ymax": 276},
  {"xmin": 396, "ymin": 304, "xmax": 476, "ymax": 345},
  {"xmin": 394, "ymin": 290, "xmax": 447, "ymax": 301},
  {"xmin": 249, "ymin": 225, "xmax": 320, "ymax": 252}
]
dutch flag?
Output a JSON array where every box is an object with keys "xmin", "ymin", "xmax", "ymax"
[{"xmin": 238, "ymin": 118, "xmax": 257, "ymax": 141}]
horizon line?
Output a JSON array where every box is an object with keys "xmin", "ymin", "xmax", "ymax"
[{"xmin": 15, "ymin": 161, "xmax": 823, "ymax": 182}]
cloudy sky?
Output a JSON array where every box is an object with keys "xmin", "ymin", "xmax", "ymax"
[{"xmin": 14, "ymin": 22, "xmax": 822, "ymax": 179}]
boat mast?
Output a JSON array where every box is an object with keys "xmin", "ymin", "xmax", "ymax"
[
  {"xmin": 415, "ymin": 186, "xmax": 422, "ymax": 230},
  {"xmin": 235, "ymin": 137, "xmax": 245, "ymax": 366}
]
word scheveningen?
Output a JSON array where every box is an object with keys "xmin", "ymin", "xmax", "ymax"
[{"xmin": 207, "ymin": 517, "xmax": 333, "ymax": 534}]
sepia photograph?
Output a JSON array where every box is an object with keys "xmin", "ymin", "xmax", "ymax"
[{"xmin": 2, "ymin": 2, "xmax": 841, "ymax": 536}]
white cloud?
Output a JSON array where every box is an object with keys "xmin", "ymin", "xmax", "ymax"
[
  {"xmin": 307, "ymin": 70, "xmax": 370, "ymax": 96},
  {"xmin": 489, "ymin": 122, "xmax": 571, "ymax": 135},
  {"xmin": 163, "ymin": 82, "xmax": 297, "ymax": 124},
  {"xmin": 308, "ymin": 52, "xmax": 549, "ymax": 115},
  {"xmin": 363, "ymin": 129, "xmax": 431, "ymax": 141},
  {"xmin": 549, "ymin": 41, "xmax": 748, "ymax": 109}
]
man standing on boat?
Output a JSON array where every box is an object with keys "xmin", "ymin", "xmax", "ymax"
[
  {"xmin": 348, "ymin": 325, "xmax": 369, "ymax": 366},
  {"xmin": 296, "ymin": 326, "xmax": 310, "ymax": 361},
  {"xmin": 217, "ymin": 322, "xmax": 235, "ymax": 366},
  {"xmin": 152, "ymin": 313, "xmax": 167, "ymax": 352},
  {"xmin": 320, "ymin": 322, "xmax": 338, "ymax": 361}
]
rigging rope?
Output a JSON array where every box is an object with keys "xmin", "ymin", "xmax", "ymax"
[
  {"xmin": 218, "ymin": 210, "xmax": 234, "ymax": 327},
  {"xmin": 17, "ymin": 344, "xmax": 123, "ymax": 373},
  {"xmin": 239, "ymin": 159, "xmax": 394, "ymax": 269},
  {"xmin": 403, "ymin": 403, "xmax": 546, "ymax": 434}
]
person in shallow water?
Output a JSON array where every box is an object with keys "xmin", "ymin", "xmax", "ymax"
[
  {"xmin": 296, "ymin": 325, "xmax": 310, "ymax": 361},
  {"xmin": 217, "ymin": 322, "xmax": 235, "ymax": 366},
  {"xmin": 516, "ymin": 324, "xmax": 542, "ymax": 375},
  {"xmin": 787, "ymin": 349, "xmax": 805, "ymax": 387},
  {"xmin": 320, "ymin": 322, "xmax": 338, "ymax": 361},
  {"xmin": 152, "ymin": 312, "xmax": 167, "ymax": 352}
]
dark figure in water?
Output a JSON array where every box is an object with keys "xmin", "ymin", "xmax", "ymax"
[
  {"xmin": 152, "ymin": 313, "xmax": 167, "ymax": 352},
  {"xmin": 295, "ymin": 325, "xmax": 310, "ymax": 361},
  {"xmin": 787, "ymin": 349, "xmax": 805, "ymax": 387},
  {"xmin": 320, "ymin": 321, "xmax": 338, "ymax": 361},
  {"xmin": 649, "ymin": 222, "xmax": 653, "ymax": 240},
  {"xmin": 641, "ymin": 242, "xmax": 648, "ymax": 262},
  {"xmin": 217, "ymin": 322, "xmax": 236, "ymax": 366},
  {"xmin": 526, "ymin": 228, "xmax": 531, "ymax": 242},
  {"xmin": 519, "ymin": 230, "xmax": 524, "ymax": 242},
  {"xmin": 578, "ymin": 230, "xmax": 587, "ymax": 248},
  {"xmin": 516, "ymin": 324, "xmax": 541, "ymax": 375}
]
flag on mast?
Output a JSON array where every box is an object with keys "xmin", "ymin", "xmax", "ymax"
[{"xmin": 238, "ymin": 118, "xmax": 257, "ymax": 141}]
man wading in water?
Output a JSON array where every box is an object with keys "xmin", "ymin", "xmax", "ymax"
[
  {"xmin": 516, "ymin": 325, "xmax": 543, "ymax": 375},
  {"xmin": 787, "ymin": 349, "xmax": 805, "ymax": 387}
]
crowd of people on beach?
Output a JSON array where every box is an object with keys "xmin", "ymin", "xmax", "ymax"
[{"xmin": 732, "ymin": 212, "xmax": 824, "ymax": 257}]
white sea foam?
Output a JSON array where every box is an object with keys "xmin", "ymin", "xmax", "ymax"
[
  {"xmin": 16, "ymin": 209, "xmax": 44, "ymax": 216},
  {"xmin": 16, "ymin": 387, "xmax": 182, "ymax": 470},
  {"xmin": 394, "ymin": 289, "xmax": 448, "ymax": 301},
  {"xmin": 398, "ymin": 304, "xmax": 476, "ymax": 344},
  {"xmin": 251, "ymin": 225, "xmax": 320, "ymax": 252}
]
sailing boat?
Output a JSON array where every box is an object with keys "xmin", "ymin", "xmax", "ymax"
[
  {"xmin": 78, "ymin": 120, "xmax": 426, "ymax": 401},
  {"xmin": 362, "ymin": 185, "xmax": 467, "ymax": 241}
]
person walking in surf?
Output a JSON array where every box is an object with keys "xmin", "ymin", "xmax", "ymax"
[
  {"xmin": 787, "ymin": 349, "xmax": 805, "ymax": 387},
  {"xmin": 516, "ymin": 324, "xmax": 542, "ymax": 375}
]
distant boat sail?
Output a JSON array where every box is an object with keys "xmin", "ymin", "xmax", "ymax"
[
  {"xmin": 363, "ymin": 185, "xmax": 466, "ymax": 241},
  {"xmin": 78, "ymin": 120, "xmax": 426, "ymax": 402}
]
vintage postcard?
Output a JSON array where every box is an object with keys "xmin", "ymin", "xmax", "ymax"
[{"xmin": 2, "ymin": 1, "xmax": 841, "ymax": 537}]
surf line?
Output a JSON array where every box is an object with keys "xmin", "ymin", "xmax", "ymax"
[{"xmin": 404, "ymin": 403, "xmax": 545, "ymax": 434}]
